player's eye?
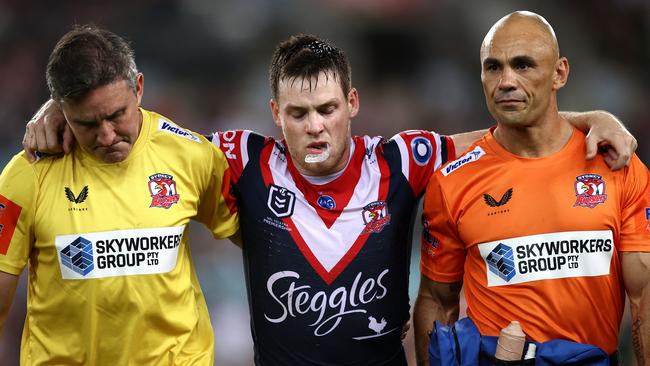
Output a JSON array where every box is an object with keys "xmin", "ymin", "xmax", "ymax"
[
  {"xmin": 290, "ymin": 111, "xmax": 306, "ymax": 119},
  {"xmin": 484, "ymin": 63, "xmax": 500, "ymax": 72},
  {"xmin": 319, "ymin": 106, "xmax": 335, "ymax": 115}
]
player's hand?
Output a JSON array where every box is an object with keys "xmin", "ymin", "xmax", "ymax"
[
  {"xmin": 401, "ymin": 320, "xmax": 411, "ymax": 340},
  {"xmin": 584, "ymin": 112, "xmax": 637, "ymax": 171},
  {"xmin": 23, "ymin": 99, "xmax": 73, "ymax": 162}
]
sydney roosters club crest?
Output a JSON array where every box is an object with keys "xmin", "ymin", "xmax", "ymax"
[
  {"xmin": 574, "ymin": 174, "xmax": 607, "ymax": 208},
  {"xmin": 361, "ymin": 200, "xmax": 391, "ymax": 234},
  {"xmin": 148, "ymin": 173, "xmax": 180, "ymax": 209}
]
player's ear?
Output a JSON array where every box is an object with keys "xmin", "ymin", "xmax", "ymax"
[
  {"xmin": 347, "ymin": 88, "xmax": 359, "ymax": 118},
  {"xmin": 552, "ymin": 57, "xmax": 569, "ymax": 91},
  {"xmin": 270, "ymin": 98, "xmax": 282, "ymax": 128},
  {"xmin": 135, "ymin": 73, "xmax": 144, "ymax": 105}
]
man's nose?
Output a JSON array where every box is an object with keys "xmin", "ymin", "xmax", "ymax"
[
  {"xmin": 96, "ymin": 121, "xmax": 116, "ymax": 146},
  {"xmin": 498, "ymin": 67, "xmax": 518, "ymax": 91},
  {"xmin": 305, "ymin": 112, "xmax": 325, "ymax": 135}
]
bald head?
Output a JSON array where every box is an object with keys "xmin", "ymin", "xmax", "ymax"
[
  {"xmin": 479, "ymin": 10, "xmax": 570, "ymax": 132},
  {"xmin": 481, "ymin": 11, "xmax": 559, "ymax": 60}
]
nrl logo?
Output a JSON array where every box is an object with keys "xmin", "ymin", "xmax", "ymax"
[{"xmin": 267, "ymin": 184, "xmax": 295, "ymax": 218}]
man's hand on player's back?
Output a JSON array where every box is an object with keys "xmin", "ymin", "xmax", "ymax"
[{"xmin": 23, "ymin": 99, "xmax": 72, "ymax": 162}]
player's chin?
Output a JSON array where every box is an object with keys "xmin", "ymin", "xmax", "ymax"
[
  {"xmin": 496, "ymin": 112, "xmax": 529, "ymax": 126},
  {"xmin": 98, "ymin": 149, "xmax": 130, "ymax": 163}
]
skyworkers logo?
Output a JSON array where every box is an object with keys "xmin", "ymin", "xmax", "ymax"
[
  {"xmin": 60, "ymin": 237, "xmax": 94, "ymax": 276},
  {"xmin": 486, "ymin": 244, "xmax": 516, "ymax": 282},
  {"xmin": 56, "ymin": 226, "xmax": 185, "ymax": 280},
  {"xmin": 479, "ymin": 230, "xmax": 614, "ymax": 287}
]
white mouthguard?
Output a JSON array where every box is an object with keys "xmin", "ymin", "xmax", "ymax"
[{"xmin": 305, "ymin": 144, "xmax": 330, "ymax": 164}]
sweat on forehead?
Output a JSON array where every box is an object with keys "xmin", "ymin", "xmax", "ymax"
[
  {"xmin": 280, "ymin": 70, "xmax": 341, "ymax": 93},
  {"xmin": 481, "ymin": 11, "xmax": 559, "ymax": 58}
]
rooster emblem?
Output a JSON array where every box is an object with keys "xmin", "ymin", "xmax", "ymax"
[
  {"xmin": 152, "ymin": 181, "xmax": 169, "ymax": 196},
  {"xmin": 361, "ymin": 201, "xmax": 391, "ymax": 234},
  {"xmin": 574, "ymin": 174, "xmax": 607, "ymax": 208},
  {"xmin": 367, "ymin": 316, "xmax": 387, "ymax": 335},
  {"xmin": 148, "ymin": 173, "xmax": 180, "ymax": 209}
]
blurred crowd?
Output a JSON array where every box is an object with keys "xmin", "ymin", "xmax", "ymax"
[{"xmin": 0, "ymin": 0, "xmax": 647, "ymax": 365}]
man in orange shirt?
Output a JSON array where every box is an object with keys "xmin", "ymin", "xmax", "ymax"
[{"xmin": 415, "ymin": 11, "xmax": 650, "ymax": 365}]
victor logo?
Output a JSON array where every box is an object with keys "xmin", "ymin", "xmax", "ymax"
[
  {"xmin": 158, "ymin": 119, "xmax": 201, "ymax": 143},
  {"xmin": 442, "ymin": 146, "xmax": 485, "ymax": 176}
]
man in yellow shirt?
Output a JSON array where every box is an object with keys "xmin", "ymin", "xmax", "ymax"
[{"xmin": 0, "ymin": 25, "xmax": 238, "ymax": 365}]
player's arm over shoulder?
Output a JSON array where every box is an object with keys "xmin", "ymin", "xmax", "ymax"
[{"xmin": 194, "ymin": 138, "xmax": 239, "ymax": 240}]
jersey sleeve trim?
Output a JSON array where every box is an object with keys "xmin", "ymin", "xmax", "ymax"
[
  {"xmin": 391, "ymin": 133, "xmax": 411, "ymax": 180},
  {"xmin": 240, "ymin": 130, "xmax": 251, "ymax": 169},
  {"xmin": 442, "ymin": 135, "xmax": 455, "ymax": 163},
  {"xmin": 432, "ymin": 133, "xmax": 444, "ymax": 171}
]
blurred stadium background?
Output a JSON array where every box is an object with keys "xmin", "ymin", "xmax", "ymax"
[{"xmin": 0, "ymin": 0, "xmax": 647, "ymax": 365}]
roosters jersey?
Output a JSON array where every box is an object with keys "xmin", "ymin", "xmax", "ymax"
[
  {"xmin": 212, "ymin": 130, "xmax": 453, "ymax": 365},
  {"xmin": 0, "ymin": 109, "xmax": 238, "ymax": 365},
  {"xmin": 421, "ymin": 128, "xmax": 650, "ymax": 354}
]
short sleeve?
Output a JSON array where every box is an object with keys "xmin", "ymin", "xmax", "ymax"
[
  {"xmin": 195, "ymin": 144, "xmax": 239, "ymax": 240},
  {"xmin": 388, "ymin": 130, "xmax": 455, "ymax": 196},
  {"xmin": 420, "ymin": 172, "xmax": 466, "ymax": 283},
  {"xmin": 0, "ymin": 153, "xmax": 37, "ymax": 275},
  {"xmin": 618, "ymin": 154, "xmax": 650, "ymax": 252}
]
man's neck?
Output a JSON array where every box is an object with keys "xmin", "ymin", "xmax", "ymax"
[
  {"xmin": 301, "ymin": 138, "xmax": 354, "ymax": 185},
  {"xmin": 493, "ymin": 115, "xmax": 574, "ymax": 158}
]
